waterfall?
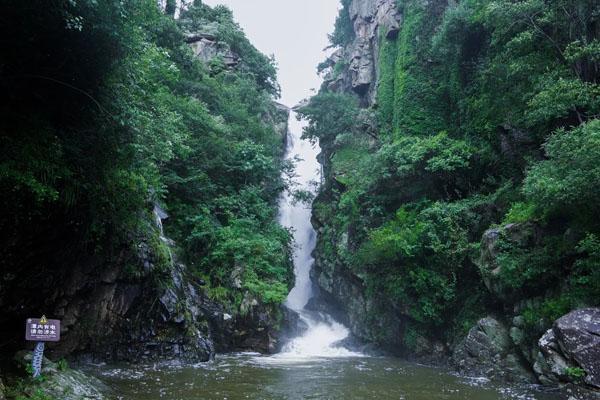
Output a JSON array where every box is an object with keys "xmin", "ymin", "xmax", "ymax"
[
  {"xmin": 274, "ymin": 111, "xmax": 361, "ymax": 360},
  {"xmin": 153, "ymin": 202, "xmax": 174, "ymax": 265}
]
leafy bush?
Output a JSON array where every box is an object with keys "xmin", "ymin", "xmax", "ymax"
[
  {"xmin": 203, "ymin": 218, "xmax": 293, "ymax": 305},
  {"xmin": 358, "ymin": 202, "xmax": 474, "ymax": 325},
  {"xmin": 298, "ymin": 92, "xmax": 359, "ymax": 146},
  {"xmin": 329, "ymin": 0, "xmax": 355, "ymax": 47},
  {"xmin": 502, "ymin": 202, "xmax": 537, "ymax": 224},
  {"xmin": 564, "ymin": 367, "xmax": 586, "ymax": 382},
  {"xmin": 523, "ymin": 120, "xmax": 600, "ymax": 224}
]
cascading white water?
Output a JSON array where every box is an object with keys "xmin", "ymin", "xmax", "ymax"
[
  {"xmin": 278, "ymin": 112, "xmax": 319, "ymax": 312},
  {"xmin": 274, "ymin": 111, "xmax": 361, "ymax": 360}
]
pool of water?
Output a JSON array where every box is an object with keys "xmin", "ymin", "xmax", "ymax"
[{"xmin": 89, "ymin": 353, "xmax": 562, "ymax": 400}]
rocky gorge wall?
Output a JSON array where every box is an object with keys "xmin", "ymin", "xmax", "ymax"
[
  {"xmin": 307, "ymin": 0, "xmax": 600, "ymax": 397},
  {"xmin": 0, "ymin": 3, "xmax": 292, "ymax": 373},
  {"xmin": 0, "ymin": 132, "xmax": 290, "ymax": 368}
]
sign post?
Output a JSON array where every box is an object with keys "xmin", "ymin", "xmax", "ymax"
[
  {"xmin": 31, "ymin": 342, "xmax": 45, "ymax": 378},
  {"xmin": 25, "ymin": 315, "xmax": 60, "ymax": 378}
]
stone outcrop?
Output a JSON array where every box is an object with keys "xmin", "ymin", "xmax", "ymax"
[
  {"xmin": 478, "ymin": 222, "xmax": 541, "ymax": 302},
  {"xmin": 180, "ymin": 13, "xmax": 241, "ymax": 70},
  {"xmin": 185, "ymin": 31, "xmax": 239, "ymax": 68},
  {"xmin": 452, "ymin": 317, "xmax": 536, "ymax": 383},
  {"xmin": 535, "ymin": 308, "xmax": 600, "ymax": 391},
  {"xmin": 322, "ymin": 0, "xmax": 402, "ymax": 105}
]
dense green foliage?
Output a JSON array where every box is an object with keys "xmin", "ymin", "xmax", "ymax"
[
  {"xmin": 304, "ymin": 0, "xmax": 600, "ymax": 347},
  {"xmin": 0, "ymin": 0, "xmax": 292, "ymax": 313}
]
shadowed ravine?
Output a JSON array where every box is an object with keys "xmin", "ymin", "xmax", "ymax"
[{"xmin": 88, "ymin": 116, "xmax": 562, "ymax": 400}]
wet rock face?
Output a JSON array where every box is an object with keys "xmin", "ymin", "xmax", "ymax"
[
  {"xmin": 452, "ymin": 317, "xmax": 536, "ymax": 383},
  {"xmin": 0, "ymin": 216, "xmax": 182, "ymax": 362},
  {"xmin": 37, "ymin": 206, "xmax": 218, "ymax": 364},
  {"xmin": 106, "ymin": 260, "xmax": 217, "ymax": 363},
  {"xmin": 536, "ymin": 308, "xmax": 600, "ymax": 390},
  {"xmin": 0, "ymin": 203, "xmax": 222, "ymax": 365},
  {"xmin": 310, "ymin": 226, "xmax": 405, "ymax": 352}
]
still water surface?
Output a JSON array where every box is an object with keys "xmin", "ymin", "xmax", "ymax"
[{"xmin": 91, "ymin": 353, "xmax": 562, "ymax": 400}]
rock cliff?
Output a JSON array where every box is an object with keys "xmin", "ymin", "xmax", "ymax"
[
  {"xmin": 308, "ymin": 1, "xmax": 600, "ymax": 397},
  {"xmin": 310, "ymin": 0, "xmax": 406, "ymax": 353},
  {"xmin": 322, "ymin": 0, "xmax": 401, "ymax": 106}
]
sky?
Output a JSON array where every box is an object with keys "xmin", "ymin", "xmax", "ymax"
[{"xmin": 201, "ymin": 0, "xmax": 340, "ymax": 107}]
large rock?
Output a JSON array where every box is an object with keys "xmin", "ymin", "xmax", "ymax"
[
  {"xmin": 555, "ymin": 308, "xmax": 600, "ymax": 388},
  {"xmin": 478, "ymin": 223, "xmax": 540, "ymax": 302},
  {"xmin": 230, "ymin": 293, "xmax": 291, "ymax": 354},
  {"xmin": 185, "ymin": 28, "xmax": 239, "ymax": 68},
  {"xmin": 535, "ymin": 328, "xmax": 571, "ymax": 384},
  {"xmin": 536, "ymin": 308, "xmax": 600, "ymax": 390},
  {"xmin": 452, "ymin": 317, "xmax": 536, "ymax": 383},
  {"xmin": 13, "ymin": 351, "xmax": 107, "ymax": 399}
]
